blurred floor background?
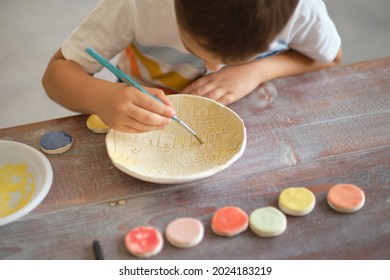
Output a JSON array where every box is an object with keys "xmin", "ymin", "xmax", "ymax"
[{"xmin": 1, "ymin": 0, "xmax": 389, "ymax": 129}]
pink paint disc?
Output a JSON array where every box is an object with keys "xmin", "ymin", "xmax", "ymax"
[
  {"xmin": 165, "ymin": 217, "xmax": 204, "ymax": 248},
  {"xmin": 124, "ymin": 226, "xmax": 163, "ymax": 258}
]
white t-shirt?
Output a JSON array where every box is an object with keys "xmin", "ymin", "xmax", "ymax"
[{"xmin": 62, "ymin": 0, "xmax": 341, "ymax": 92}]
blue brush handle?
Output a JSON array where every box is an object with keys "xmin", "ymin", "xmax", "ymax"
[{"xmin": 85, "ymin": 47, "xmax": 162, "ymax": 103}]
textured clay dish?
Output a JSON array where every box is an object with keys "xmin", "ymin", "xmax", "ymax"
[{"xmin": 106, "ymin": 94, "xmax": 246, "ymax": 184}]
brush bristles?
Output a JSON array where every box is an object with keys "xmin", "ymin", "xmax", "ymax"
[{"xmin": 194, "ymin": 135, "xmax": 204, "ymax": 144}]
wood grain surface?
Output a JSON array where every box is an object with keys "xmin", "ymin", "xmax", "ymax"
[{"xmin": 1, "ymin": 57, "xmax": 389, "ymax": 259}]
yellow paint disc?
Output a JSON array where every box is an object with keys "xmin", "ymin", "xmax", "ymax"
[
  {"xmin": 86, "ymin": 114, "xmax": 110, "ymax": 134},
  {"xmin": 278, "ymin": 187, "xmax": 316, "ymax": 216}
]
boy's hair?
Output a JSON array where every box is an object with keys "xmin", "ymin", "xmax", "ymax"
[{"xmin": 174, "ymin": 0, "xmax": 299, "ymax": 63}]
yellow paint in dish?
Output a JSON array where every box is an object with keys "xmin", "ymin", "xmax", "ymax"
[{"xmin": 0, "ymin": 162, "xmax": 35, "ymax": 218}]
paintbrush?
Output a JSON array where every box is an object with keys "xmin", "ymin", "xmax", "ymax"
[
  {"xmin": 85, "ymin": 47, "xmax": 203, "ymax": 144},
  {"xmin": 92, "ymin": 240, "xmax": 104, "ymax": 260}
]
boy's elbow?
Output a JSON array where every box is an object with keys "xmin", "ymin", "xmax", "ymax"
[
  {"xmin": 42, "ymin": 67, "xmax": 50, "ymax": 91},
  {"xmin": 42, "ymin": 49, "xmax": 64, "ymax": 99},
  {"xmin": 333, "ymin": 48, "xmax": 343, "ymax": 65},
  {"xmin": 42, "ymin": 66, "xmax": 54, "ymax": 100}
]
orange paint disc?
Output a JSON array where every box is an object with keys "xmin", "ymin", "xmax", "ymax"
[
  {"xmin": 211, "ymin": 206, "xmax": 249, "ymax": 237},
  {"xmin": 327, "ymin": 184, "xmax": 365, "ymax": 213},
  {"xmin": 124, "ymin": 226, "xmax": 163, "ymax": 258}
]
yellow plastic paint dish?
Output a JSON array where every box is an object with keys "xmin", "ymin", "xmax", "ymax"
[
  {"xmin": 0, "ymin": 140, "xmax": 53, "ymax": 226},
  {"xmin": 278, "ymin": 187, "xmax": 316, "ymax": 216}
]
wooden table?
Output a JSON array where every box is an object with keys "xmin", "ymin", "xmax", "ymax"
[{"xmin": 1, "ymin": 57, "xmax": 389, "ymax": 260}]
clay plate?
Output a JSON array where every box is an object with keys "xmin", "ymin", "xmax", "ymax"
[{"xmin": 105, "ymin": 94, "xmax": 246, "ymax": 184}]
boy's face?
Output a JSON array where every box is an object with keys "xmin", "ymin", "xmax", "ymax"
[
  {"xmin": 178, "ymin": 28, "xmax": 224, "ymax": 71},
  {"xmin": 178, "ymin": 28, "xmax": 257, "ymax": 71}
]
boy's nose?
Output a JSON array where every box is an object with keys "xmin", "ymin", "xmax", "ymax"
[{"xmin": 204, "ymin": 61, "xmax": 222, "ymax": 71}]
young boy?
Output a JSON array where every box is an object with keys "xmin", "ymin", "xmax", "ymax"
[{"xmin": 42, "ymin": 0, "xmax": 341, "ymax": 134}]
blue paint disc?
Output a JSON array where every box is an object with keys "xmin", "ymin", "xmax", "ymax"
[{"xmin": 39, "ymin": 131, "xmax": 73, "ymax": 154}]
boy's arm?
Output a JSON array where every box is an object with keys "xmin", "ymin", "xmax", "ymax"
[
  {"xmin": 255, "ymin": 48, "xmax": 342, "ymax": 84},
  {"xmin": 42, "ymin": 49, "xmax": 175, "ymax": 133},
  {"xmin": 181, "ymin": 48, "xmax": 342, "ymax": 105}
]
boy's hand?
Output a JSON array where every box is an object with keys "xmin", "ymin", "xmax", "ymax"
[
  {"xmin": 181, "ymin": 49, "xmax": 344, "ymax": 106},
  {"xmin": 181, "ymin": 62, "xmax": 262, "ymax": 105},
  {"xmin": 96, "ymin": 84, "xmax": 176, "ymax": 133}
]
